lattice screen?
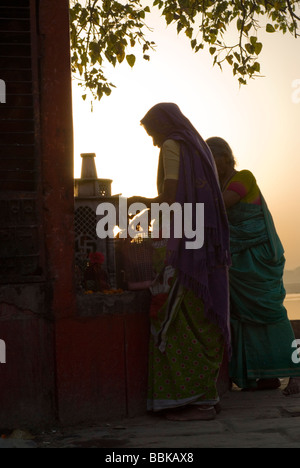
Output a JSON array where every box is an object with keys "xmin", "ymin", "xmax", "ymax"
[
  {"xmin": 74, "ymin": 203, "xmax": 119, "ymax": 289},
  {"xmin": 0, "ymin": 0, "xmax": 43, "ymax": 282},
  {"xmin": 74, "ymin": 206, "xmax": 98, "ymax": 268}
]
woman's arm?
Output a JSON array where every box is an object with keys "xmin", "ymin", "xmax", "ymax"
[
  {"xmin": 222, "ymin": 189, "xmax": 242, "ymax": 209},
  {"xmin": 128, "ymin": 139, "xmax": 179, "ymax": 209},
  {"xmin": 127, "ymin": 179, "xmax": 178, "ymax": 209}
]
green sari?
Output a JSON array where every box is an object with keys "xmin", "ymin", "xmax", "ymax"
[
  {"xmin": 228, "ymin": 196, "xmax": 300, "ymax": 389},
  {"xmin": 147, "ymin": 241, "xmax": 225, "ymax": 411}
]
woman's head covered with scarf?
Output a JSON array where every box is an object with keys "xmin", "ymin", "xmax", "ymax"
[
  {"xmin": 141, "ymin": 102, "xmax": 201, "ymax": 147},
  {"xmin": 141, "ymin": 103, "xmax": 231, "ymax": 351}
]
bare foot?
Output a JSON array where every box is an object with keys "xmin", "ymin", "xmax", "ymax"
[
  {"xmin": 242, "ymin": 378, "xmax": 281, "ymax": 392},
  {"xmin": 283, "ymin": 378, "xmax": 300, "ymax": 396},
  {"xmin": 165, "ymin": 405, "xmax": 216, "ymax": 421},
  {"xmin": 257, "ymin": 378, "xmax": 281, "ymax": 390}
]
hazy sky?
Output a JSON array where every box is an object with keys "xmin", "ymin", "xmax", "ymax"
[{"xmin": 72, "ymin": 6, "xmax": 300, "ymax": 271}]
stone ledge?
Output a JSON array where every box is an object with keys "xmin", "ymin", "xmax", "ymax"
[{"xmin": 76, "ymin": 290, "xmax": 152, "ymax": 317}]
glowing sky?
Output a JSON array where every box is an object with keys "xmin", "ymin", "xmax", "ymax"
[{"xmin": 72, "ymin": 7, "xmax": 300, "ymax": 270}]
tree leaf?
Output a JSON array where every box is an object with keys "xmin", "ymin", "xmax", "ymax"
[
  {"xmin": 126, "ymin": 54, "xmax": 136, "ymax": 67},
  {"xmin": 237, "ymin": 18, "xmax": 242, "ymax": 31},
  {"xmin": 253, "ymin": 62, "xmax": 261, "ymax": 73},
  {"xmin": 191, "ymin": 39, "xmax": 197, "ymax": 49},
  {"xmin": 185, "ymin": 27, "xmax": 193, "ymax": 39},
  {"xmin": 226, "ymin": 55, "xmax": 233, "ymax": 65},
  {"xmin": 266, "ymin": 24, "xmax": 275, "ymax": 33},
  {"xmin": 254, "ymin": 42, "xmax": 263, "ymax": 55},
  {"xmin": 117, "ymin": 50, "xmax": 125, "ymax": 63},
  {"xmin": 245, "ymin": 43, "xmax": 255, "ymax": 54},
  {"xmin": 165, "ymin": 12, "xmax": 174, "ymax": 25}
]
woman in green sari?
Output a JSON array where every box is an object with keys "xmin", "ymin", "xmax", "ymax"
[
  {"xmin": 206, "ymin": 136, "xmax": 300, "ymax": 394},
  {"xmin": 128, "ymin": 104, "xmax": 231, "ymax": 420}
]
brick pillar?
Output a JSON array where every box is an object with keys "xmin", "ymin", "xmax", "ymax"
[{"xmin": 39, "ymin": 0, "xmax": 76, "ymax": 320}]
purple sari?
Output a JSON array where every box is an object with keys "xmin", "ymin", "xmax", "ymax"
[{"xmin": 141, "ymin": 103, "xmax": 231, "ymax": 352}]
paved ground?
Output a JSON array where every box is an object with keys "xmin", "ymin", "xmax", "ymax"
[{"xmin": 1, "ymin": 379, "xmax": 300, "ymax": 449}]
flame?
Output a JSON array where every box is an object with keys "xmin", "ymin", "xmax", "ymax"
[{"xmin": 113, "ymin": 225, "xmax": 122, "ymax": 238}]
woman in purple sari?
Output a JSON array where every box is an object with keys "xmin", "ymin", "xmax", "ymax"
[{"xmin": 128, "ymin": 103, "xmax": 231, "ymax": 420}]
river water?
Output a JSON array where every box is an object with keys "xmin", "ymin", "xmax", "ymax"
[{"xmin": 285, "ymin": 293, "xmax": 300, "ymax": 321}]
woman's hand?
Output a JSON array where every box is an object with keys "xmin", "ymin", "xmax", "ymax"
[{"xmin": 127, "ymin": 179, "xmax": 178, "ymax": 210}]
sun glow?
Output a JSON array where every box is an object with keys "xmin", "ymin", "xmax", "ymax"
[{"xmin": 72, "ymin": 9, "xmax": 300, "ymax": 270}]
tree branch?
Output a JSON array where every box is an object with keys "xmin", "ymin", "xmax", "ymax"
[{"xmin": 286, "ymin": 0, "xmax": 300, "ymax": 37}]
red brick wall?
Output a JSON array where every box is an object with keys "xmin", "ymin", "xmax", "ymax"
[{"xmin": 0, "ymin": 0, "xmax": 75, "ymax": 428}]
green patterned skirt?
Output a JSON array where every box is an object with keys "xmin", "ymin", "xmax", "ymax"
[{"xmin": 147, "ymin": 242, "xmax": 225, "ymax": 412}]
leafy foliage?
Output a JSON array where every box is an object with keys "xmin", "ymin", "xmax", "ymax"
[
  {"xmin": 70, "ymin": 0, "xmax": 300, "ymax": 99},
  {"xmin": 158, "ymin": 0, "xmax": 300, "ymax": 86},
  {"xmin": 70, "ymin": 0, "xmax": 154, "ymax": 100}
]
